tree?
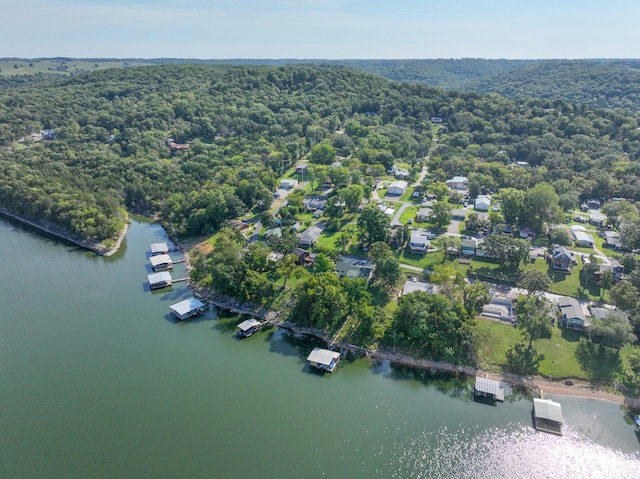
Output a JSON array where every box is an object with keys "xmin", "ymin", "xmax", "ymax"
[
  {"xmin": 524, "ymin": 182, "xmax": 563, "ymax": 232},
  {"xmin": 480, "ymin": 234, "xmax": 530, "ymax": 268},
  {"xmin": 309, "ymin": 143, "xmax": 336, "ymax": 165},
  {"xmin": 609, "ymin": 280, "xmax": 640, "ymax": 312},
  {"xmin": 601, "ymin": 200, "xmax": 638, "ymax": 230},
  {"xmin": 276, "ymin": 254, "xmax": 300, "ymax": 288},
  {"xmin": 308, "ymin": 164, "xmax": 328, "ymax": 191},
  {"xmin": 500, "ymin": 187, "xmax": 525, "ymax": 226},
  {"xmin": 462, "ymin": 282, "xmax": 491, "ymax": 316},
  {"xmin": 429, "ymin": 201, "xmax": 452, "ymax": 229},
  {"xmin": 516, "ymin": 296, "xmax": 553, "ymax": 348},
  {"xmin": 550, "ymin": 228, "xmax": 572, "ymax": 247},
  {"xmin": 312, "ymin": 253, "xmax": 335, "ymax": 273},
  {"xmin": 505, "ymin": 342, "xmax": 545, "ymax": 375},
  {"xmin": 465, "ymin": 212, "xmax": 490, "ymax": 234},
  {"xmin": 340, "ymin": 184, "xmax": 364, "ymax": 213},
  {"xmin": 357, "ymin": 204, "xmax": 390, "ymax": 246},
  {"xmin": 518, "ymin": 270, "xmax": 551, "ymax": 296},
  {"xmin": 425, "ymin": 181, "xmax": 449, "ymax": 201},
  {"xmin": 369, "ymin": 242, "xmax": 400, "ymax": 288},
  {"xmin": 291, "ymin": 272, "xmax": 347, "ymax": 330},
  {"xmin": 620, "ymin": 219, "xmax": 640, "ymax": 251},
  {"xmin": 588, "ymin": 311, "xmax": 637, "ymax": 353}
]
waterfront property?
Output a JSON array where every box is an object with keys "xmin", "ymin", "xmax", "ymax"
[
  {"xmin": 169, "ymin": 297, "xmax": 205, "ymax": 320},
  {"xmin": 149, "ymin": 253, "xmax": 173, "ymax": 271},
  {"xmin": 532, "ymin": 397, "xmax": 563, "ymax": 435},
  {"xmin": 236, "ymin": 318, "xmax": 262, "ymax": 338},
  {"xmin": 150, "ymin": 242, "xmax": 169, "ymax": 256},
  {"xmin": 474, "ymin": 376, "xmax": 505, "ymax": 402},
  {"xmin": 148, "ymin": 271, "xmax": 173, "ymax": 290},
  {"xmin": 558, "ymin": 296, "xmax": 586, "ymax": 330},
  {"xmin": 306, "ymin": 347, "xmax": 340, "ymax": 372}
]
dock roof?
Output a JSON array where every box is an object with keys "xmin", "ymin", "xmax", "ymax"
[
  {"xmin": 149, "ymin": 254, "xmax": 173, "ymax": 266},
  {"xmin": 147, "ymin": 271, "xmax": 172, "ymax": 284},
  {"xmin": 533, "ymin": 398, "xmax": 563, "ymax": 423},
  {"xmin": 474, "ymin": 376, "xmax": 504, "ymax": 400},
  {"xmin": 170, "ymin": 297, "xmax": 205, "ymax": 316},
  {"xmin": 306, "ymin": 348, "xmax": 340, "ymax": 366},
  {"xmin": 150, "ymin": 242, "xmax": 169, "ymax": 254},
  {"xmin": 237, "ymin": 318, "xmax": 262, "ymax": 331}
]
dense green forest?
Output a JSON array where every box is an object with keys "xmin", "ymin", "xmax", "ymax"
[{"xmin": 2, "ymin": 63, "xmax": 640, "ymax": 243}]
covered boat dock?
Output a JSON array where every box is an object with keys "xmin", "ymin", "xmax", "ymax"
[
  {"xmin": 236, "ymin": 318, "xmax": 263, "ymax": 338},
  {"xmin": 169, "ymin": 298, "xmax": 205, "ymax": 320},
  {"xmin": 533, "ymin": 397, "xmax": 563, "ymax": 435},
  {"xmin": 306, "ymin": 348, "xmax": 340, "ymax": 373},
  {"xmin": 150, "ymin": 242, "xmax": 169, "ymax": 256},
  {"xmin": 148, "ymin": 271, "xmax": 173, "ymax": 290},
  {"xmin": 474, "ymin": 376, "xmax": 505, "ymax": 402},
  {"xmin": 150, "ymin": 254, "xmax": 173, "ymax": 271}
]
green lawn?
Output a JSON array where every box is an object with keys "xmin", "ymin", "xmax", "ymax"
[
  {"xmin": 399, "ymin": 206, "xmax": 418, "ymax": 224},
  {"xmin": 399, "ymin": 187, "xmax": 415, "ymax": 202}
]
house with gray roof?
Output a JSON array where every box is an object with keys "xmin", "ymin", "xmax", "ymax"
[{"xmin": 558, "ymin": 296, "xmax": 586, "ymax": 330}]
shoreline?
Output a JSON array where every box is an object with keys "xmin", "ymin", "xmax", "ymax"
[{"xmin": 0, "ymin": 208, "xmax": 129, "ymax": 257}]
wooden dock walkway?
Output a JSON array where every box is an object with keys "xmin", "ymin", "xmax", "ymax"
[{"xmin": 173, "ymin": 277, "xmax": 188, "ymax": 283}]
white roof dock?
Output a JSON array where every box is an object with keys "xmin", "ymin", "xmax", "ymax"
[
  {"xmin": 474, "ymin": 376, "xmax": 505, "ymax": 401},
  {"xmin": 147, "ymin": 271, "xmax": 172, "ymax": 288},
  {"xmin": 237, "ymin": 318, "xmax": 262, "ymax": 332},
  {"xmin": 149, "ymin": 254, "xmax": 173, "ymax": 270},
  {"xmin": 307, "ymin": 347, "xmax": 340, "ymax": 372},
  {"xmin": 150, "ymin": 242, "xmax": 169, "ymax": 255},
  {"xmin": 169, "ymin": 298, "xmax": 205, "ymax": 320},
  {"xmin": 533, "ymin": 398, "xmax": 564, "ymax": 435}
]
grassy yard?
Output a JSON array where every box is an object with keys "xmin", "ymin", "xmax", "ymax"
[{"xmin": 399, "ymin": 206, "xmax": 418, "ymax": 224}]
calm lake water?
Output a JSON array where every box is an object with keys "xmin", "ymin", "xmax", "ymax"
[{"xmin": 1, "ymin": 216, "xmax": 639, "ymax": 479}]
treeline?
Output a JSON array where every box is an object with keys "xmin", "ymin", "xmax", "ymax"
[{"xmin": 1, "ymin": 64, "xmax": 640, "ymax": 243}]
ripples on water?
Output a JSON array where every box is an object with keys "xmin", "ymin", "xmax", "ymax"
[{"xmin": 388, "ymin": 425, "xmax": 640, "ymax": 479}]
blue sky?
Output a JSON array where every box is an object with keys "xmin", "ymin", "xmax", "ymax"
[{"xmin": 4, "ymin": 0, "xmax": 640, "ymax": 59}]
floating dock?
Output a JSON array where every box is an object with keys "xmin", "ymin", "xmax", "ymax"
[
  {"xmin": 148, "ymin": 271, "xmax": 173, "ymax": 290},
  {"xmin": 169, "ymin": 298, "xmax": 206, "ymax": 320},
  {"xmin": 236, "ymin": 318, "xmax": 263, "ymax": 338},
  {"xmin": 150, "ymin": 254, "xmax": 173, "ymax": 271},
  {"xmin": 532, "ymin": 397, "xmax": 563, "ymax": 435},
  {"xmin": 150, "ymin": 242, "xmax": 169, "ymax": 256},
  {"xmin": 307, "ymin": 348, "xmax": 340, "ymax": 373},
  {"xmin": 474, "ymin": 376, "xmax": 505, "ymax": 402}
]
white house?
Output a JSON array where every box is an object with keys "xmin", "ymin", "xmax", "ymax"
[
  {"xmin": 409, "ymin": 230, "xmax": 429, "ymax": 254},
  {"xmin": 573, "ymin": 230, "xmax": 595, "ymax": 248},
  {"xmin": 446, "ymin": 176, "xmax": 468, "ymax": 190},
  {"xmin": 474, "ymin": 196, "xmax": 491, "ymax": 212},
  {"xmin": 387, "ymin": 180, "xmax": 408, "ymax": 196}
]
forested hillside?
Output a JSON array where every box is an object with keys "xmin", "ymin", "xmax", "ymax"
[{"xmin": 1, "ymin": 63, "xmax": 640, "ymax": 245}]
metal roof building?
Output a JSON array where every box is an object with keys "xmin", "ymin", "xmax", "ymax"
[
  {"xmin": 237, "ymin": 318, "xmax": 263, "ymax": 337},
  {"xmin": 149, "ymin": 254, "xmax": 173, "ymax": 271},
  {"xmin": 169, "ymin": 298, "xmax": 205, "ymax": 320},
  {"xmin": 306, "ymin": 348, "xmax": 340, "ymax": 372},
  {"xmin": 150, "ymin": 242, "xmax": 169, "ymax": 256},
  {"xmin": 474, "ymin": 376, "xmax": 505, "ymax": 401},
  {"xmin": 533, "ymin": 398, "xmax": 564, "ymax": 435},
  {"xmin": 148, "ymin": 271, "xmax": 172, "ymax": 290}
]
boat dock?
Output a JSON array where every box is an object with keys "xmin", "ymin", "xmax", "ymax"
[
  {"xmin": 532, "ymin": 394, "xmax": 563, "ymax": 435},
  {"xmin": 474, "ymin": 376, "xmax": 505, "ymax": 402}
]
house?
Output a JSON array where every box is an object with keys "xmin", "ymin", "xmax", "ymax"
[
  {"xmin": 395, "ymin": 168, "xmax": 410, "ymax": 179},
  {"xmin": 293, "ymin": 248, "xmax": 315, "ymax": 266},
  {"xmin": 573, "ymin": 230, "xmax": 595, "ymax": 248},
  {"xmin": 430, "ymin": 117, "xmax": 443, "ymax": 124},
  {"xmin": 551, "ymin": 246, "xmax": 573, "ymax": 272},
  {"xmin": 150, "ymin": 242, "xmax": 169, "ymax": 256},
  {"xmin": 147, "ymin": 271, "xmax": 172, "ymax": 290},
  {"xmin": 461, "ymin": 237, "xmax": 477, "ymax": 256},
  {"xmin": 280, "ymin": 178, "xmax": 298, "ymax": 189},
  {"xmin": 290, "ymin": 222, "xmax": 302, "ymax": 232},
  {"xmin": 589, "ymin": 211, "xmax": 605, "ymax": 227},
  {"xmin": 169, "ymin": 298, "xmax": 205, "ymax": 321},
  {"xmin": 166, "ymin": 138, "xmax": 189, "ymax": 153},
  {"xmin": 589, "ymin": 306, "xmax": 627, "ymax": 321},
  {"xmin": 305, "ymin": 197, "xmax": 326, "ymax": 211},
  {"xmin": 587, "ymin": 199, "xmax": 601, "ymax": 209},
  {"xmin": 149, "ymin": 254, "xmax": 173, "ymax": 272},
  {"xmin": 451, "ymin": 208, "xmax": 467, "ymax": 221},
  {"xmin": 387, "ymin": 180, "xmax": 408, "ymax": 196},
  {"xmin": 401, "ymin": 279, "xmax": 438, "ymax": 297},
  {"xmin": 335, "ymin": 257, "xmax": 373, "ymax": 280},
  {"xmin": 416, "ymin": 207, "xmax": 432, "ymax": 223},
  {"xmin": 474, "ymin": 196, "xmax": 491, "ymax": 212},
  {"xmin": 298, "ymin": 225, "xmax": 323, "ymax": 248},
  {"xmin": 595, "ymin": 259, "xmax": 624, "ymax": 282},
  {"xmin": 481, "ymin": 297, "xmax": 515, "ymax": 323},
  {"xmin": 518, "ymin": 225, "xmax": 536, "ymax": 240},
  {"xmin": 602, "ymin": 231, "xmax": 623, "ymax": 250},
  {"xmin": 446, "ymin": 176, "xmax": 468, "ymax": 191},
  {"xmin": 42, "ymin": 129, "xmax": 55, "ymax": 140},
  {"xmin": 558, "ymin": 296, "xmax": 586, "ymax": 330},
  {"xmin": 409, "ymin": 230, "xmax": 429, "ymax": 254},
  {"xmin": 307, "ymin": 348, "xmax": 340, "ymax": 372},
  {"xmin": 296, "ymin": 163, "xmax": 309, "ymax": 174}
]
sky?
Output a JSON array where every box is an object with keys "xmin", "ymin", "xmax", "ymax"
[{"xmin": 3, "ymin": 0, "xmax": 640, "ymax": 59}]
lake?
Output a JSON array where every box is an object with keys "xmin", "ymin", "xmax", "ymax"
[{"xmin": 1, "ymin": 216, "xmax": 639, "ymax": 478}]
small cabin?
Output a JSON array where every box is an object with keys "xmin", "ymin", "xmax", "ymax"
[
  {"xmin": 148, "ymin": 271, "xmax": 172, "ymax": 290},
  {"xmin": 532, "ymin": 398, "xmax": 563, "ymax": 435},
  {"xmin": 236, "ymin": 318, "xmax": 263, "ymax": 338},
  {"xmin": 169, "ymin": 298, "xmax": 205, "ymax": 320},
  {"xmin": 149, "ymin": 254, "xmax": 173, "ymax": 271},
  {"xmin": 150, "ymin": 243, "xmax": 169, "ymax": 256},
  {"xmin": 306, "ymin": 347, "xmax": 340, "ymax": 373}
]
